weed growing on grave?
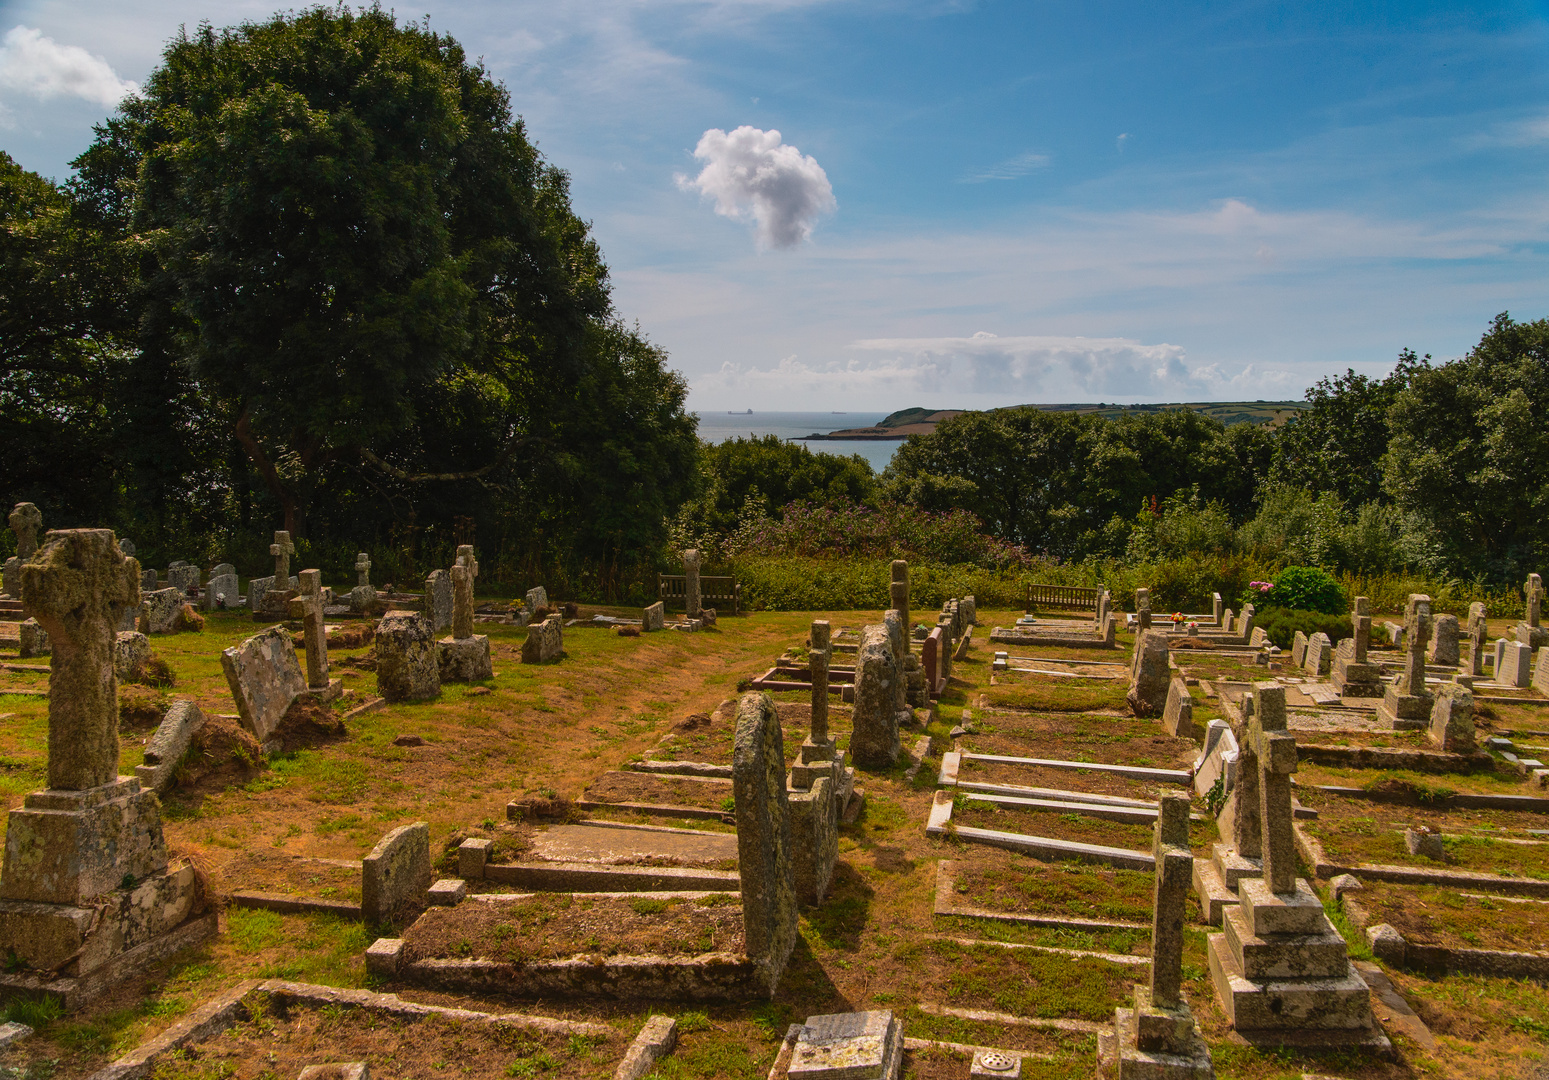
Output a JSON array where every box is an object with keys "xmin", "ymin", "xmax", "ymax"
[
  {"xmin": 227, "ymin": 909, "xmax": 284, "ymax": 953},
  {"xmin": 3, "ymin": 995, "xmax": 62, "ymax": 1028},
  {"xmin": 675, "ymin": 1010, "xmax": 711, "ymax": 1033}
]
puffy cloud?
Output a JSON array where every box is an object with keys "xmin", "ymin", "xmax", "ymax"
[
  {"xmin": 677, "ymin": 125, "xmax": 836, "ymax": 249},
  {"xmin": 0, "ymin": 26, "xmax": 137, "ymax": 107}
]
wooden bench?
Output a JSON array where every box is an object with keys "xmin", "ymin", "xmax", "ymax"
[
  {"xmin": 659, "ymin": 574, "xmax": 741, "ymax": 615},
  {"xmin": 1027, "ymin": 583, "xmax": 1100, "ymax": 613}
]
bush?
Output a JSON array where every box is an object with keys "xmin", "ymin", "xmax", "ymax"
[
  {"xmin": 1248, "ymin": 566, "xmax": 1346, "ymax": 615},
  {"xmin": 1253, "ymin": 608, "xmax": 1354, "ymax": 650}
]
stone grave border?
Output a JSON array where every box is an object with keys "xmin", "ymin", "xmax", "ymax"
[
  {"xmin": 1300, "ymin": 782, "xmax": 1549, "ymax": 814},
  {"xmin": 1295, "ymin": 822, "xmax": 1549, "ymax": 897},
  {"xmin": 84, "ymin": 978, "xmax": 613, "ymax": 1080},
  {"xmin": 1340, "ymin": 888, "xmax": 1549, "ymax": 980},
  {"xmin": 926, "ymin": 789, "xmax": 1154, "ymax": 871},
  {"xmin": 930, "ymin": 859, "xmax": 1147, "ymax": 934}
]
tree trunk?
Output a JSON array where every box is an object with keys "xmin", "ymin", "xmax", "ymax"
[{"xmin": 233, "ymin": 409, "xmax": 302, "ymax": 536}]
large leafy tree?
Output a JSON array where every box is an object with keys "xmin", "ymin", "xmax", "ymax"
[
  {"xmin": 1271, "ymin": 358, "xmax": 1420, "ymax": 505},
  {"xmin": 91, "ymin": 7, "xmax": 617, "ymax": 536},
  {"xmin": 1384, "ymin": 313, "xmax": 1549, "ymax": 579}
]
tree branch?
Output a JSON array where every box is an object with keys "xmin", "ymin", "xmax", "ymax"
[{"xmin": 358, "ymin": 435, "xmax": 549, "ymax": 483}]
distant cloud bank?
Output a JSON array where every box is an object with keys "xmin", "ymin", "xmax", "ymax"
[
  {"xmin": 677, "ymin": 125, "xmax": 836, "ymax": 249},
  {"xmin": 0, "ymin": 26, "xmax": 138, "ymax": 106}
]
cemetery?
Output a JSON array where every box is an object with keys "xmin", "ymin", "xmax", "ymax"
[{"xmin": 3, "ymin": 512, "xmax": 1549, "ymax": 1080}]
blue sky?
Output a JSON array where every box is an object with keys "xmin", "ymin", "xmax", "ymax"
[{"xmin": 1, "ymin": 0, "xmax": 1546, "ymax": 411}]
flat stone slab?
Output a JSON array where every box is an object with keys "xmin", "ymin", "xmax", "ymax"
[
  {"xmin": 528, "ymin": 823, "xmax": 738, "ymax": 866},
  {"xmin": 961, "ymin": 752, "xmax": 1191, "ymax": 784},
  {"xmin": 789, "ymin": 1011, "xmax": 903, "ymax": 1080}
]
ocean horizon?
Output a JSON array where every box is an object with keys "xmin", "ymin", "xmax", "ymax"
[{"xmin": 691, "ymin": 410, "xmax": 897, "ymax": 473}]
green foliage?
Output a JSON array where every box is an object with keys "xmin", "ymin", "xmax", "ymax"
[
  {"xmin": 3, "ymin": 994, "xmax": 64, "ymax": 1028},
  {"xmin": 1272, "ymin": 363, "xmax": 1412, "ymax": 505},
  {"xmin": 1251, "ymin": 608, "xmax": 1354, "ymax": 649},
  {"xmin": 1253, "ymin": 566, "xmax": 1346, "ymax": 615}
]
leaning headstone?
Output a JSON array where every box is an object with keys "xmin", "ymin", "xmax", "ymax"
[
  {"xmin": 167, "ymin": 564, "xmax": 199, "ymax": 595},
  {"xmin": 1467, "ymin": 602, "xmax": 1488, "ymax": 677},
  {"xmin": 1429, "ymin": 613, "xmax": 1460, "ymax": 666},
  {"xmin": 1429, "ymin": 684, "xmax": 1475, "ymax": 752},
  {"xmin": 141, "ymin": 587, "xmax": 187, "ymax": 634},
  {"xmin": 1127, "ymin": 629, "xmax": 1170, "ymax": 717},
  {"xmin": 1379, "ymin": 594, "xmax": 1433, "ymax": 729},
  {"xmin": 1162, "ymin": 676, "xmax": 1198, "ymax": 740},
  {"xmin": 787, "ymin": 1011, "xmax": 903, "ymax": 1080},
  {"xmin": 1499, "ymin": 641, "xmax": 1533, "ymax": 688},
  {"xmin": 135, "ymin": 700, "xmax": 207, "ymax": 793},
  {"xmin": 1290, "ymin": 631, "xmax": 1309, "ymax": 669},
  {"xmin": 732, "ymin": 692, "xmax": 798, "ymax": 996},
  {"xmin": 1304, "ymin": 632, "xmax": 1332, "ymax": 677},
  {"xmin": 526, "ymin": 586, "xmax": 548, "ymax": 612},
  {"xmin": 521, "ymin": 614, "xmax": 564, "ymax": 664},
  {"xmin": 18, "ymin": 619, "xmax": 49, "ymax": 658},
  {"xmin": 221, "ymin": 625, "xmax": 306, "ymax": 742},
  {"xmin": 1098, "ymin": 793, "xmax": 1212, "ymax": 1078},
  {"xmin": 641, "ymin": 601, "xmax": 665, "ymax": 631},
  {"xmin": 289, "ymin": 570, "xmax": 340, "ymax": 701},
  {"xmin": 361, "ymin": 822, "xmax": 432, "ymax": 926},
  {"xmin": 683, "ymin": 549, "xmax": 703, "ymax": 619},
  {"xmin": 850, "ymin": 624, "xmax": 901, "ymax": 767},
  {"xmin": 438, "ymin": 563, "xmax": 492, "ymax": 682},
  {"xmin": 113, "ymin": 631, "xmax": 150, "ymax": 681},
  {"xmin": 375, "ymin": 612, "xmax": 440, "ymax": 702},
  {"xmin": 0, "ymin": 528, "xmax": 212, "ymax": 986},
  {"xmin": 423, "ymin": 569, "xmax": 452, "ymax": 632}
]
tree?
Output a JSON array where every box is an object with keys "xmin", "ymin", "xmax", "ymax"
[
  {"xmin": 96, "ymin": 7, "xmax": 614, "ymax": 536},
  {"xmin": 1271, "ymin": 358, "xmax": 1420, "ymax": 505},
  {"xmin": 1383, "ymin": 312, "xmax": 1549, "ymax": 579}
]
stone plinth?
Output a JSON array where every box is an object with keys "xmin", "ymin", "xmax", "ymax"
[
  {"xmin": 1377, "ymin": 684, "xmax": 1432, "ymax": 732},
  {"xmin": 438, "ymin": 635, "xmax": 493, "ymax": 682},
  {"xmin": 1332, "ymin": 651, "xmax": 1383, "ymax": 699},
  {"xmin": 1096, "ymin": 991, "xmax": 1214, "ymax": 1079},
  {"xmin": 788, "ymin": 775, "xmax": 836, "ymax": 906},
  {"xmin": 376, "ymin": 612, "xmax": 440, "ymax": 702},
  {"xmin": 0, "ymin": 778, "xmax": 167, "ymax": 905},
  {"xmin": 788, "ymin": 1011, "xmax": 902, "ymax": 1080}
]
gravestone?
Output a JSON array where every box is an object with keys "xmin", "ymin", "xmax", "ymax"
[
  {"xmin": 113, "ymin": 631, "xmax": 149, "ymax": 681},
  {"xmin": 1163, "ymin": 676, "xmax": 1198, "ymax": 739},
  {"xmin": 732, "ymin": 692, "xmax": 798, "ymax": 996},
  {"xmin": 1304, "ymin": 632, "xmax": 1332, "ymax": 677},
  {"xmin": 0, "ymin": 529, "xmax": 211, "ymax": 990},
  {"xmin": 922, "ymin": 628, "xmax": 942, "ymax": 696},
  {"xmin": 438, "ymin": 564, "xmax": 492, "ymax": 682},
  {"xmin": 1208, "ymin": 683, "xmax": 1377, "ymax": 1044},
  {"xmin": 1236, "ymin": 603, "xmax": 1257, "ymax": 643},
  {"xmin": 890, "ymin": 560, "xmax": 909, "ymax": 634},
  {"xmin": 205, "ymin": 567, "xmax": 239, "ymax": 611},
  {"xmin": 1212, "ymin": 592, "xmax": 1224, "ymax": 625},
  {"xmin": 1135, "ymin": 587, "xmax": 1152, "ymax": 632},
  {"xmin": 375, "ymin": 612, "xmax": 440, "ymax": 702},
  {"xmin": 1127, "ymin": 629, "xmax": 1170, "ymax": 717},
  {"xmin": 521, "ymin": 614, "xmax": 564, "ymax": 663},
  {"xmin": 117, "ymin": 539, "xmax": 134, "ymax": 558},
  {"xmin": 1467, "ymin": 602, "xmax": 1488, "ymax": 677},
  {"xmin": 788, "ymin": 774, "xmax": 836, "ymax": 906},
  {"xmin": 1379, "ymin": 594, "xmax": 1432, "ymax": 729},
  {"xmin": 288, "ymin": 570, "xmax": 341, "ymax": 700},
  {"xmin": 456, "ymin": 544, "xmax": 478, "ymax": 587},
  {"xmin": 1518, "ymin": 573, "xmax": 1548, "ymax": 649},
  {"xmin": 1493, "ymin": 637, "xmax": 1507, "ymax": 676},
  {"xmin": 850, "ymin": 624, "xmax": 901, "ymax": 767},
  {"xmin": 1499, "ymin": 641, "xmax": 1533, "ymax": 688},
  {"xmin": 961, "ymin": 594, "xmax": 976, "ymax": 625},
  {"xmin": 350, "ymin": 552, "xmax": 377, "ymax": 611},
  {"xmin": 18, "ymin": 619, "xmax": 49, "ymax": 658},
  {"xmin": 141, "ymin": 588, "xmax": 186, "ymax": 634},
  {"xmin": 788, "ymin": 1011, "xmax": 902, "ymax": 1080},
  {"xmin": 1098, "ymin": 793, "xmax": 1213, "ymax": 1078},
  {"xmin": 1290, "ymin": 631, "xmax": 1309, "ymax": 669},
  {"xmin": 641, "ymin": 601, "xmax": 665, "ymax": 631},
  {"xmin": 1333, "ymin": 596, "xmax": 1383, "ymax": 698},
  {"xmin": 1096, "ymin": 588, "xmax": 1111, "ymax": 629},
  {"xmin": 807, "ymin": 620, "xmax": 833, "ymax": 754},
  {"xmin": 935, "ymin": 613, "xmax": 954, "ymax": 683},
  {"xmin": 526, "ymin": 586, "xmax": 548, "ymax": 612},
  {"xmin": 167, "ymin": 564, "xmax": 199, "ymax": 595},
  {"xmin": 361, "ymin": 822, "xmax": 431, "ymax": 926},
  {"xmin": 258, "ymin": 531, "xmax": 297, "ymax": 617},
  {"xmin": 141, "ymin": 568, "xmax": 159, "ymax": 593},
  {"xmin": 135, "ymin": 700, "xmax": 207, "ymax": 794},
  {"xmin": 1429, "ymin": 683, "xmax": 1475, "ymax": 752},
  {"xmin": 355, "ymin": 552, "xmax": 372, "ymax": 588},
  {"xmin": 221, "ymin": 625, "xmax": 306, "ymax": 742},
  {"xmin": 423, "ymin": 569, "xmax": 452, "ymax": 632},
  {"xmin": 683, "ymin": 549, "xmax": 703, "ymax": 619},
  {"xmin": 1534, "ymin": 647, "xmax": 1549, "ymax": 696},
  {"xmin": 884, "ymin": 610, "xmax": 909, "ymax": 717},
  {"xmin": 9, "ymin": 503, "xmax": 41, "ymax": 560},
  {"xmin": 1429, "ymin": 613, "xmax": 1460, "ymax": 666}
]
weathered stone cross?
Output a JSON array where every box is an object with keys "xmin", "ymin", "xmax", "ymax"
[
  {"xmin": 1400, "ymin": 594, "xmax": 1431, "ymax": 696},
  {"xmin": 1527, "ymin": 573, "xmax": 1543, "ymax": 629},
  {"xmin": 1351, "ymin": 595, "xmax": 1371, "ymax": 663},
  {"xmin": 1242, "ymin": 683, "xmax": 1298, "ymax": 894},
  {"xmin": 683, "ymin": 548, "xmax": 702, "ymax": 618},
  {"xmin": 1150, "ymin": 792, "xmax": 1193, "ymax": 1007},
  {"xmin": 1467, "ymin": 601, "xmax": 1488, "ymax": 677},
  {"xmin": 450, "ymin": 563, "xmax": 474, "ymax": 640},
  {"xmin": 270, "ymin": 530, "xmax": 295, "ymax": 584},
  {"xmin": 355, "ymin": 552, "xmax": 372, "ymax": 587},
  {"xmin": 287, "ymin": 569, "xmax": 329, "ymax": 689},
  {"xmin": 809, "ymin": 619, "xmax": 831, "ymax": 746},
  {"xmin": 21, "ymin": 530, "xmax": 140, "ymax": 790},
  {"xmin": 890, "ymin": 560, "xmax": 909, "ymax": 633},
  {"xmin": 456, "ymin": 544, "xmax": 479, "ymax": 585},
  {"xmin": 9, "ymin": 503, "xmax": 41, "ymax": 559}
]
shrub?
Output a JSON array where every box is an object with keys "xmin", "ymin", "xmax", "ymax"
[
  {"xmin": 1249, "ymin": 566, "xmax": 1346, "ymax": 615},
  {"xmin": 1253, "ymin": 608, "xmax": 1354, "ymax": 650}
]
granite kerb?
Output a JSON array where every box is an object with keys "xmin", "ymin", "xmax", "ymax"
[
  {"xmin": 1341, "ymin": 896, "xmax": 1549, "ymax": 979},
  {"xmin": 396, "ymin": 952, "xmax": 767, "ymax": 1000},
  {"xmin": 924, "ymin": 794, "xmax": 1153, "ymax": 870},
  {"xmin": 1296, "ymin": 823, "xmax": 1549, "ymax": 896}
]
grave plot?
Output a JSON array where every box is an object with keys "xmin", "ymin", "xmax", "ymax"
[
  {"xmin": 933, "ymin": 851, "xmax": 1155, "ymax": 941},
  {"xmin": 940, "ymin": 789, "xmax": 1213, "ymax": 862},
  {"xmin": 978, "ymin": 678, "xmax": 1131, "ymax": 714},
  {"xmin": 1345, "ymin": 881, "xmax": 1549, "ymax": 957},
  {"xmin": 951, "ymin": 710, "xmax": 1199, "ymax": 771},
  {"xmin": 1295, "ymin": 757, "xmax": 1537, "ymax": 799},
  {"xmin": 579, "ymin": 770, "xmax": 737, "ymax": 817},
  {"xmin": 640, "ymin": 698, "xmax": 845, "ymax": 767},
  {"xmin": 214, "ymin": 850, "xmax": 364, "ymax": 908}
]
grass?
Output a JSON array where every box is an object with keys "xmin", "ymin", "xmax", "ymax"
[{"xmin": 981, "ymin": 682, "xmax": 1129, "ymax": 713}]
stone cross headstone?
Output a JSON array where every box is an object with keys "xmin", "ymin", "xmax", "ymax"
[
  {"xmin": 355, "ymin": 552, "xmax": 372, "ymax": 587},
  {"xmin": 732, "ymin": 692, "xmax": 798, "ymax": 994},
  {"xmin": 288, "ymin": 569, "xmax": 329, "ymax": 690},
  {"xmin": 20, "ymin": 530, "xmax": 140, "ymax": 790},
  {"xmin": 1135, "ymin": 587, "xmax": 1151, "ymax": 632},
  {"xmin": 450, "ymin": 563, "xmax": 474, "ymax": 640},
  {"xmin": 1399, "ymin": 594, "xmax": 1431, "ymax": 696},
  {"xmin": 1243, "ymin": 684, "xmax": 1296, "ymax": 894},
  {"xmin": 455, "ymin": 544, "xmax": 478, "ymax": 586},
  {"xmin": 1150, "ymin": 793, "xmax": 1193, "ymax": 1007},
  {"xmin": 683, "ymin": 549, "xmax": 703, "ymax": 619},
  {"xmin": 9, "ymin": 503, "xmax": 42, "ymax": 560},
  {"xmin": 890, "ymin": 560, "xmax": 909, "ymax": 632},
  {"xmin": 1467, "ymin": 602, "xmax": 1488, "ymax": 677},
  {"xmin": 809, "ymin": 620, "xmax": 831, "ymax": 746},
  {"xmin": 1528, "ymin": 573, "xmax": 1543, "ymax": 629},
  {"xmin": 1351, "ymin": 596, "xmax": 1371, "ymax": 663},
  {"xmin": 270, "ymin": 530, "xmax": 294, "ymax": 584}
]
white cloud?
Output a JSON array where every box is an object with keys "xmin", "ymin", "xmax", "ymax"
[
  {"xmin": 960, "ymin": 150, "xmax": 1049, "ymax": 183},
  {"xmin": 677, "ymin": 125, "xmax": 836, "ymax": 249},
  {"xmin": 0, "ymin": 26, "xmax": 137, "ymax": 107}
]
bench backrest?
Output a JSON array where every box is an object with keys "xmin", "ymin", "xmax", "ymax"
[
  {"xmin": 1027, "ymin": 583, "xmax": 1100, "ymax": 611},
  {"xmin": 659, "ymin": 574, "xmax": 740, "ymax": 613}
]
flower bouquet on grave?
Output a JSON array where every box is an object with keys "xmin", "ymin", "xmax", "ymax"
[{"xmin": 1171, "ymin": 612, "xmax": 1183, "ymax": 628}]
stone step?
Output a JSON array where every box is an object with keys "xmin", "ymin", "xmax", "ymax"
[
  {"xmin": 1191, "ymin": 857, "xmax": 1238, "ymax": 927},
  {"xmin": 1207, "ymin": 936, "xmax": 1375, "ymax": 1031},
  {"xmin": 1222, "ymin": 905, "xmax": 1351, "ymax": 981},
  {"xmin": 1210, "ymin": 843, "xmax": 1262, "ymax": 889}
]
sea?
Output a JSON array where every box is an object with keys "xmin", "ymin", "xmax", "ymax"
[{"xmin": 691, "ymin": 411, "xmax": 897, "ymax": 473}]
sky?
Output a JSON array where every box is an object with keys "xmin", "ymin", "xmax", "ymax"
[{"xmin": 1, "ymin": 0, "xmax": 1546, "ymax": 413}]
